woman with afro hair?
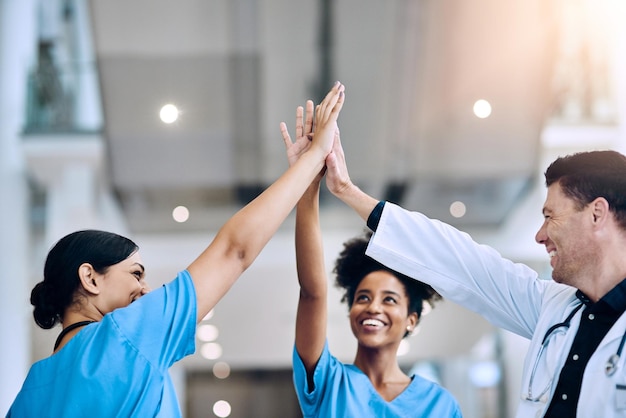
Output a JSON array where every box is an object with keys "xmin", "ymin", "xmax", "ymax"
[{"xmin": 281, "ymin": 101, "xmax": 462, "ymax": 418}]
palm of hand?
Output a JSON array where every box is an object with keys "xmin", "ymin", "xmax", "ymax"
[{"xmin": 286, "ymin": 134, "xmax": 311, "ymax": 167}]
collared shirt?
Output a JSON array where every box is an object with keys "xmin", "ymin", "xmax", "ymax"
[{"xmin": 545, "ymin": 282, "xmax": 626, "ymax": 417}]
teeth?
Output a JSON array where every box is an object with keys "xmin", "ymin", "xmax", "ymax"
[
  {"xmin": 549, "ymin": 250, "xmax": 557, "ymax": 258},
  {"xmin": 362, "ymin": 319, "xmax": 384, "ymax": 327}
]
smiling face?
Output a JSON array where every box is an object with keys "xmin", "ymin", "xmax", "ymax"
[
  {"xmin": 90, "ymin": 251, "xmax": 149, "ymax": 314},
  {"xmin": 349, "ymin": 271, "xmax": 418, "ymax": 350},
  {"xmin": 535, "ymin": 183, "xmax": 599, "ymax": 287}
]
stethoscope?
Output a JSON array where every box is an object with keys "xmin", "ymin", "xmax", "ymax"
[
  {"xmin": 606, "ymin": 328, "xmax": 626, "ymax": 376},
  {"xmin": 526, "ymin": 303, "xmax": 626, "ymax": 402}
]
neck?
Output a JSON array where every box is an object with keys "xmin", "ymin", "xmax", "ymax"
[
  {"xmin": 62, "ymin": 303, "xmax": 102, "ymax": 328},
  {"xmin": 353, "ymin": 346, "xmax": 406, "ymax": 383},
  {"xmin": 582, "ymin": 234, "xmax": 626, "ymax": 301},
  {"xmin": 576, "ymin": 260, "xmax": 626, "ymax": 303}
]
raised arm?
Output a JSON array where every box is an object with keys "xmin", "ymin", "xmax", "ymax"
[
  {"xmin": 187, "ymin": 82, "xmax": 344, "ymax": 322},
  {"xmin": 325, "ymin": 129, "xmax": 378, "ymax": 220},
  {"xmin": 281, "ymin": 99, "xmax": 328, "ymax": 376}
]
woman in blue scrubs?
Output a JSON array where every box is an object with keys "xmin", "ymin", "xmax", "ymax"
[
  {"xmin": 7, "ymin": 82, "xmax": 345, "ymax": 418},
  {"xmin": 281, "ymin": 99, "xmax": 462, "ymax": 418}
]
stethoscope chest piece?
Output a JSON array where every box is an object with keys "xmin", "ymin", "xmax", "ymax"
[{"xmin": 606, "ymin": 353, "xmax": 620, "ymax": 377}]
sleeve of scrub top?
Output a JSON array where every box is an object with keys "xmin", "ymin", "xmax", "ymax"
[{"xmin": 109, "ymin": 270, "xmax": 197, "ymax": 370}]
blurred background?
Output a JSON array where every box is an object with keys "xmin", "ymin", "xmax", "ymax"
[{"xmin": 1, "ymin": 0, "xmax": 624, "ymax": 416}]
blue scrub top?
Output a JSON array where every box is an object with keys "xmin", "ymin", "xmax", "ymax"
[
  {"xmin": 7, "ymin": 270, "xmax": 197, "ymax": 418},
  {"xmin": 293, "ymin": 341, "xmax": 463, "ymax": 418}
]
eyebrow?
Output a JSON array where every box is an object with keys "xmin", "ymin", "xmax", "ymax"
[
  {"xmin": 356, "ymin": 289, "xmax": 402, "ymax": 298},
  {"xmin": 133, "ymin": 263, "xmax": 145, "ymax": 273},
  {"xmin": 382, "ymin": 290, "xmax": 402, "ymax": 298}
]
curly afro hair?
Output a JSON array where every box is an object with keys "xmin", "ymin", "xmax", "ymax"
[{"xmin": 334, "ymin": 230, "xmax": 441, "ymax": 319}]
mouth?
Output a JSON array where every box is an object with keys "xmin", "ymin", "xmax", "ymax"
[
  {"xmin": 361, "ymin": 318, "xmax": 385, "ymax": 328},
  {"xmin": 548, "ymin": 249, "xmax": 557, "ymax": 267}
]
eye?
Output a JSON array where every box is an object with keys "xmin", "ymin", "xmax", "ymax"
[
  {"xmin": 384, "ymin": 296, "xmax": 398, "ymax": 304},
  {"xmin": 132, "ymin": 271, "xmax": 144, "ymax": 281},
  {"xmin": 355, "ymin": 294, "xmax": 369, "ymax": 303}
]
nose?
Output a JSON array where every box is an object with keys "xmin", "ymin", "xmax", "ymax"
[
  {"xmin": 535, "ymin": 221, "xmax": 547, "ymax": 245},
  {"xmin": 365, "ymin": 298, "xmax": 383, "ymax": 313},
  {"xmin": 139, "ymin": 279, "xmax": 151, "ymax": 295}
]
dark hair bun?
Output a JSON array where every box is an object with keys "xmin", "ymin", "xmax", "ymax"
[{"xmin": 30, "ymin": 281, "xmax": 60, "ymax": 329}]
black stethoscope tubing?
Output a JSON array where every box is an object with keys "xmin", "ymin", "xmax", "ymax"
[{"xmin": 538, "ymin": 303, "xmax": 626, "ymax": 377}]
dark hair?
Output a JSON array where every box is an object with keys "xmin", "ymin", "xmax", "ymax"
[
  {"xmin": 545, "ymin": 150, "xmax": 626, "ymax": 230},
  {"xmin": 30, "ymin": 230, "xmax": 139, "ymax": 329},
  {"xmin": 333, "ymin": 231, "xmax": 441, "ymax": 326}
]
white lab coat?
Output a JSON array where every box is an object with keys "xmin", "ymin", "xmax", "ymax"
[{"xmin": 366, "ymin": 203, "xmax": 626, "ymax": 418}]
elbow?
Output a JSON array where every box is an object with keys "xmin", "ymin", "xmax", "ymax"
[{"xmin": 227, "ymin": 241, "xmax": 253, "ymax": 273}]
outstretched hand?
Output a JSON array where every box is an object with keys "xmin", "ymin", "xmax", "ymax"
[
  {"xmin": 313, "ymin": 82, "xmax": 345, "ymax": 157},
  {"xmin": 281, "ymin": 82, "xmax": 345, "ymax": 184},
  {"xmin": 325, "ymin": 128, "xmax": 353, "ymax": 196},
  {"xmin": 280, "ymin": 100, "xmax": 314, "ymax": 168}
]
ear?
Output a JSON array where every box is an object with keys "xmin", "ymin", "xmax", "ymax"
[
  {"xmin": 78, "ymin": 263, "xmax": 100, "ymax": 295},
  {"xmin": 590, "ymin": 197, "xmax": 610, "ymax": 226},
  {"xmin": 406, "ymin": 311, "xmax": 419, "ymax": 332}
]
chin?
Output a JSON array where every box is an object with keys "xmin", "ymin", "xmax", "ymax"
[{"xmin": 551, "ymin": 269, "xmax": 569, "ymax": 285}]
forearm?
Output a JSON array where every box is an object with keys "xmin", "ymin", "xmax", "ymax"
[
  {"xmin": 223, "ymin": 149, "xmax": 326, "ymax": 268},
  {"xmin": 188, "ymin": 82, "xmax": 343, "ymax": 321},
  {"xmin": 188, "ymin": 148, "xmax": 326, "ymax": 319},
  {"xmin": 295, "ymin": 182, "xmax": 327, "ymax": 298},
  {"xmin": 332, "ymin": 182, "xmax": 379, "ymax": 222},
  {"xmin": 324, "ymin": 133, "xmax": 379, "ymax": 221},
  {"xmin": 294, "ymin": 180, "xmax": 328, "ymax": 366}
]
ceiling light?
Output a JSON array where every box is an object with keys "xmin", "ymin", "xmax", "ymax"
[
  {"xmin": 172, "ymin": 205, "xmax": 189, "ymax": 223},
  {"xmin": 159, "ymin": 104, "xmax": 179, "ymax": 124},
  {"xmin": 213, "ymin": 400, "xmax": 232, "ymax": 417},
  {"xmin": 197, "ymin": 324, "xmax": 219, "ymax": 342},
  {"xmin": 200, "ymin": 342, "xmax": 222, "ymax": 360},
  {"xmin": 213, "ymin": 362, "xmax": 231, "ymax": 379},
  {"xmin": 450, "ymin": 201, "xmax": 467, "ymax": 218},
  {"xmin": 473, "ymin": 99, "xmax": 492, "ymax": 118}
]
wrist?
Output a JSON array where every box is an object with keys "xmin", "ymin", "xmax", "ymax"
[
  {"xmin": 330, "ymin": 178, "xmax": 355, "ymax": 199},
  {"xmin": 303, "ymin": 180, "xmax": 321, "ymax": 197},
  {"xmin": 335, "ymin": 183, "xmax": 378, "ymax": 222},
  {"xmin": 306, "ymin": 141, "xmax": 330, "ymax": 163}
]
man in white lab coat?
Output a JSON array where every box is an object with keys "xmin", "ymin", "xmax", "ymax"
[{"xmin": 324, "ymin": 142, "xmax": 626, "ymax": 418}]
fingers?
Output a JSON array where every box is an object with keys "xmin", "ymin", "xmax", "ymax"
[
  {"xmin": 325, "ymin": 127, "xmax": 348, "ymax": 189},
  {"xmin": 279, "ymin": 121, "xmax": 292, "ymax": 148},
  {"xmin": 316, "ymin": 82, "xmax": 345, "ymax": 124},
  {"xmin": 305, "ymin": 100, "xmax": 314, "ymax": 136},
  {"xmin": 295, "ymin": 106, "xmax": 304, "ymax": 139},
  {"xmin": 283, "ymin": 101, "xmax": 313, "ymax": 146},
  {"xmin": 330, "ymin": 128, "xmax": 344, "ymax": 161},
  {"xmin": 283, "ymin": 84, "xmax": 344, "ymax": 160},
  {"xmin": 331, "ymin": 88, "xmax": 345, "ymax": 119}
]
